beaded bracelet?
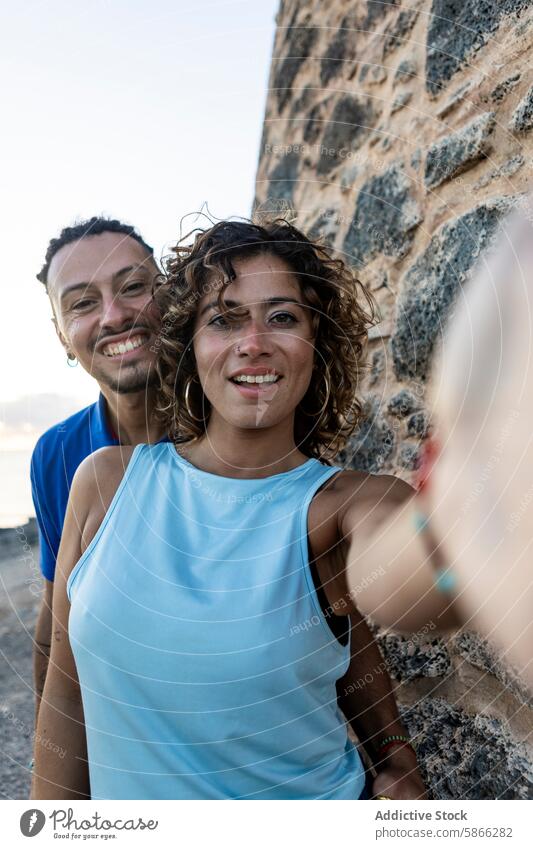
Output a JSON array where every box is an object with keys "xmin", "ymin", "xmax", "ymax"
[
  {"xmin": 413, "ymin": 437, "xmax": 457, "ymax": 594},
  {"xmin": 376, "ymin": 735, "xmax": 417, "ymax": 759}
]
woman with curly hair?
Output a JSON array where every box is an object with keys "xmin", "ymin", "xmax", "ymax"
[{"xmin": 32, "ymin": 218, "xmax": 446, "ymax": 801}]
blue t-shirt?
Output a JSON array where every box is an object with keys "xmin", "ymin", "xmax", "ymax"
[{"xmin": 30, "ymin": 393, "xmax": 168, "ymax": 582}]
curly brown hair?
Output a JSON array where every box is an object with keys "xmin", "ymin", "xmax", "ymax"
[{"xmin": 154, "ymin": 218, "xmax": 378, "ymax": 462}]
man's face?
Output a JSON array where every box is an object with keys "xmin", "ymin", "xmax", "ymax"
[
  {"xmin": 48, "ymin": 232, "xmax": 161, "ymax": 394},
  {"xmin": 192, "ymin": 253, "xmax": 316, "ymax": 431}
]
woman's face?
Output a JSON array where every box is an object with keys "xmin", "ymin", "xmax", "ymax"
[{"xmin": 192, "ymin": 253, "xmax": 316, "ymax": 431}]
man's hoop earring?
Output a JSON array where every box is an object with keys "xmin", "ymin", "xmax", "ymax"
[
  {"xmin": 184, "ymin": 375, "xmax": 206, "ymax": 422},
  {"xmin": 66, "ymin": 353, "xmax": 78, "ymax": 368},
  {"xmin": 298, "ymin": 367, "xmax": 331, "ymax": 419}
]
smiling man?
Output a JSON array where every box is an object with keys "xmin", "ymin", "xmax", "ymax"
[{"xmin": 30, "ymin": 217, "xmax": 168, "ymax": 726}]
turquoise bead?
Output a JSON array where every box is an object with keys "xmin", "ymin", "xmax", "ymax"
[
  {"xmin": 435, "ymin": 568, "xmax": 457, "ymax": 593},
  {"xmin": 413, "ymin": 510, "xmax": 430, "ymax": 532}
]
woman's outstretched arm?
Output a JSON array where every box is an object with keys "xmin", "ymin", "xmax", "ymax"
[{"xmin": 339, "ymin": 472, "xmax": 460, "ymax": 633}]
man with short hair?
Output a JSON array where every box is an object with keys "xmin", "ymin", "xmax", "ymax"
[
  {"xmin": 31, "ymin": 217, "xmax": 168, "ymax": 724},
  {"xmin": 31, "ymin": 216, "xmax": 425, "ymax": 798}
]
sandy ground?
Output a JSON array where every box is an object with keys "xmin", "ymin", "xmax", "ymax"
[{"xmin": 0, "ymin": 541, "xmax": 41, "ymax": 799}]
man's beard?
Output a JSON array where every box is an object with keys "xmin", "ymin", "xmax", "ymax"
[{"xmin": 94, "ymin": 362, "xmax": 159, "ymax": 395}]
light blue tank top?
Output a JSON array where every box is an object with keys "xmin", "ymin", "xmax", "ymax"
[{"xmin": 67, "ymin": 442, "xmax": 366, "ymax": 800}]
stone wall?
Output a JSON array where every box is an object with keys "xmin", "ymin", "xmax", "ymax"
[{"xmin": 254, "ymin": 0, "xmax": 533, "ymax": 798}]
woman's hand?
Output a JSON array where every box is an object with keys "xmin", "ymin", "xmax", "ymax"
[
  {"xmin": 429, "ymin": 201, "xmax": 533, "ymax": 683},
  {"xmin": 372, "ymin": 746, "xmax": 427, "ymax": 799}
]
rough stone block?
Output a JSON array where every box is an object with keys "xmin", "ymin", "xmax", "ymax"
[
  {"xmin": 402, "ymin": 698, "xmax": 533, "ymax": 799},
  {"xmin": 426, "ymin": 0, "xmax": 531, "ymax": 95},
  {"xmin": 399, "ymin": 443, "xmax": 422, "ymax": 470},
  {"xmin": 308, "ymin": 208, "xmax": 340, "ymax": 248},
  {"xmin": 388, "ymin": 389, "xmax": 421, "ymax": 417},
  {"xmin": 317, "ymin": 96, "xmax": 375, "ymax": 175},
  {"xmin": 343, "ymin": 161, "xmax": 423, "ymax": 265},
  {"xmin": 379, "ymin": 631, "xmax": 452, "ymax": 681},
  {"xmin": 391, "ymin": 91, "xmax": 413, "ymax": 113},
  {"xmin": 359, "ymin": 63, "xmax": 388, "ymax": 84},
  {"xmin": 490, "ymin": 72, "xmax": 521, "ymax": 102},
  {"xmin": 394, "ymin": 58, "xmax": 418, "ymax": 85},
  {"xmin": 382, "ymin": 8, "xmax": 420, "ymax": 56},
  {"xmin": 320, "ymin": 12, "xmax": 358, "ymax": 85},
  {"xmin": 407, "ymin": 410, "xmax": 431, "ymax": 438},
  {"xmin": 339, "ymin": 163, "xmax": 360, "ymax": 193},
  {"xmin": 452, "ymin": 631, "xmax": 533, "ymax": 707},
  {"xmin": 303, "ymin": 98, "xmax": 331, "ymax": 144},
  {"xmin": 410, "ymin": 147, "xmax": 422, "ymax": 170},
  {"xmin": 378, "ymin": 135, "xmax": 393, "ymax": 151},
  {"xmin": 289, "ymin": 85, "xmax": 314, "ymax": 118},
  {"xmin": 364, "ymin": 0, "xmax": 400, "ymax": 27},
  {"xmin": 368, "ymin": 269, "xmax": 389, "ymax": 292},
  {"xmin": 435, "ymin": 78, "xmax": 479, "ymax": 119},
  {"xmin": 509, "ymin": 85, "xmax": 533, "ymax": 132},
  {"xmin": 391, "ymin": 196, "xmax": 517, "ymax": 380},
  {"xmin": 474, "ymin": 153, "xmax": 525, "ymax": 189},
  {"xmin": 266, "ymin": 151, "xmax": 301, "ymax": 203},
  {"xmin": 368, "ymin": 349, "xmax": 386, "ymax": 387},
  {"xmin": 274, "ymin": 18, "xmax": 319, "ymax": 112},
  {"xmin": 340, "ymin": 396, "xmax": 395, "ymax": 473},
  {"xmin": 424, "ymin": 112, "xmax": 496, "ymax": 188}
]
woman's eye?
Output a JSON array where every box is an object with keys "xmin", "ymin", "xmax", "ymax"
[
  {"xmin": 208, "ymin": 312, "xmax": 297, "ymax": 328},
  {"xmin": 271, "ymin": 312, "xmax": 297, "ymax": 325},
  {"xmin": 208, "ymin": 314, "xmax": 230, "ymax": 328},
  {"xmin": 123, "ymin": 281, "xmax": 145, "ymax": 293}
]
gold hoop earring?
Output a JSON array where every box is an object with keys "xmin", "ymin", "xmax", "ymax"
[
  {"xmin": 184, "ymin": 375, "xmax": 207, "ymax": 423},
  {"xmin": 298, "ymin": 367, "xmax": 331, "ymax": 419}
]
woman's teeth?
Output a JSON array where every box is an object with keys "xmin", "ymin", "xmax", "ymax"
[
  {"xmin": 232, "ymin": 374, "xmax": 280, "ymax": 384},
  {"xmin": 103, "ymin": 334, "xmax": 147, "ymax": 357}
]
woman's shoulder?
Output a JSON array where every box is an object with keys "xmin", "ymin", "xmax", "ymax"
[
  {"xmin": 72, "ymin": 445, "xmax": 137, "ymax": 494},
  {"xmin": 324, "ymin": 467, "xmax": 415, "ymax": 519},
  {"xmin": 331, "ymin": 467, "xmax": 414, "ymax": 494},
  {"xmin": 70, "ymin": 445, "xmax": 140, "ymax": 554}
]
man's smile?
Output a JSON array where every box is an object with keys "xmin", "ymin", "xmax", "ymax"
[{"xmin": 97, "ymin": 331, "xmax": 152, "ymax": 359}]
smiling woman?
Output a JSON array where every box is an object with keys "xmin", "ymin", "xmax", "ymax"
[{"xmin": 155, "ymin": 218, "xmax": 378, "ymax": 462}]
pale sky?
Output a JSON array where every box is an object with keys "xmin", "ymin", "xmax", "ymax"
[{"xmin": 0, "ymin": 0, "xmax": 278, "ymax": 412}]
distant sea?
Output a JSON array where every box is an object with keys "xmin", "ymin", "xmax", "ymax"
[{"xmin": 0, "ymin": 450, "xmax": 34, "ymax": 528}]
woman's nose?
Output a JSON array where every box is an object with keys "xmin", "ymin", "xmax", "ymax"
[{"xmin": 235, "ymin": 320, "xmax": 273, "ymax": 356}]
